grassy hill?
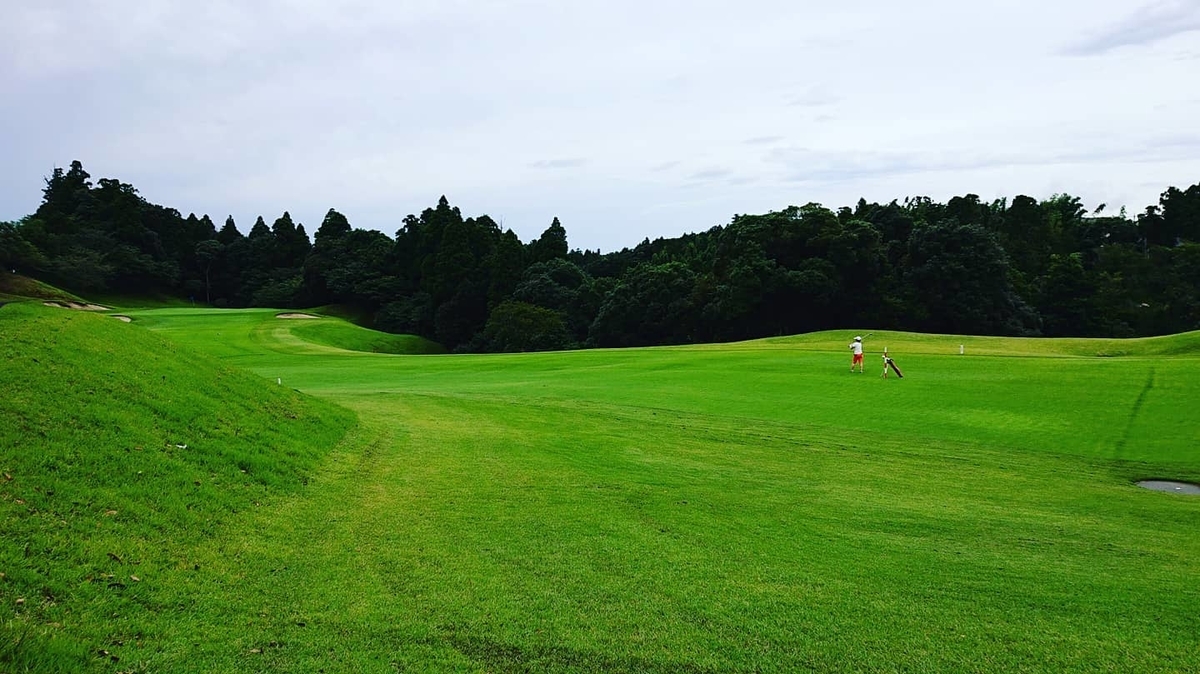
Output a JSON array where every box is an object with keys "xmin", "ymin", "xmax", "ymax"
[
  {"xmin": 126, "ymin": 307, "xmax": 445, "ymax": 359},
  {"xmin": 6, "ymin": 303, "xmax": 1200, "ymax": 672},
  {"xmin": 742, "ymin": 328, "xmax": 1200, "ymax": 358},
  {"xmin": 284, "ymin": 316, "xmax": 445, "ymax": 355},
  {"xmin": 0, "ymin": 302, "xmax": 354, "ymax": 671},
  {"xmin": 0, "ymin": 272, "xmax": 85, "ymax": 304}
]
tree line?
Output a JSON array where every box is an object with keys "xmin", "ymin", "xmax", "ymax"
[{"xmin": 3, "ymin": 160, "xmax": 1199, "ymax": 351}]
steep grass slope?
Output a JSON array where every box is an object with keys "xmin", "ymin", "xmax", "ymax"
[
  {"xmin": 0, "ymin": 302, "xmax": 354, "ymax": 671},
  {"xmin": 0, "ymin": 272, "xmax": 84, "ymax": 304},
  {"xmin": 130, "ymin": 307, "xmax": 444, "ymax": 358},
  {"xmin": 285, "ymin": 317, "xmax": 445, "ymax": 354}
]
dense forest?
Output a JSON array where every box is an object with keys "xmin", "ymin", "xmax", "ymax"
[{"xmin": 3, "ymin": 161, "xmax": 1199, "ymax": 351}]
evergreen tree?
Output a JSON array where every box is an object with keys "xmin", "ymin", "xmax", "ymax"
[
  {"xmin": 903, "ymin": 220, "xmax": 1038, "ymax": 335},
  {"xmin": 314, "ymin": 208, "xmax": 352, "ymax": 243},
  {"xmin": 0, "ymin": 219, "xmax": 45, "ymax": 273},
  {"xmin": 529, "ymin": 217, "xmax": 568, "ymax": 263},
  {"xmin": 1160, "ymin": 185, "xmax": 1200, "ymax": 244},
  {"xmin": 217, "ymin": 216, "xmax": 243, "ymax": 245},
  {"xmin": 486, "ymin": 229, "xmax": 526, "ymax": 308},
  {"xmin": 194, "ymin": 240, "xmax": 223, "ymax": 305},
  {"xmin": 270, "ymin": 211, "xmax": 311, "ymax": 268}
]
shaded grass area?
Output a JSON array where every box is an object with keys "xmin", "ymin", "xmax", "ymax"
[
  {"xmin": 306, "ymin": 303, "xmax": 373, "ymax": 327},
  {"xmin": 0, "ymin": 303, "xmax": 354, "ymax": 671},
  {"xmin": 0, "ymin": 273, "xmax": 84, "ymax": 304},
  {"xmin": 83, "ymin": 292, "xmax": 197, "ymax": 310},
  {"xmin": 0, "ymin": 273, "xmax": 190, "ymax": 309}
]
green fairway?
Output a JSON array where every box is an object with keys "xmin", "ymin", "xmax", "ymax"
[{"xmin": 5, "ymin": 304, "xmax": 1200, "ymax": 672}]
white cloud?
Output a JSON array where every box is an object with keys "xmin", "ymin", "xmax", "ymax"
[
  {"xmin": 2, "ymin": 0, "xmax": 1199, "ymax": 251},
  {"xmin": 1064, "ymin": 0, "xmax": 1200, "ymax": 55}
]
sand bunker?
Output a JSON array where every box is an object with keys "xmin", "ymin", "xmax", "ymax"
[
  {"xmin": 277, "ymin": 313, "xmax": 320, "ymax": 319},
  {"xmin": 43, "ymin": 301, "xmax": 110, "ymax": 311},
  {"xmin": 1137, "ymin": 480, "xmax": 1200, "ymax": 495},
  {"xmin": 112, "ymin": 315, "xmax": 133, "ymax": 323}
]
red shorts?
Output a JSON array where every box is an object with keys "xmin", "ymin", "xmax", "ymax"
[{"xmin": 852, "ymin": 353, "xmax": 864, "ymax": 364}]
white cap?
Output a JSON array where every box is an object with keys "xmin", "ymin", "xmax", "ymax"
[{"xmin": 854, "ymin": 336, "xmax": 862, "ymax": 342}]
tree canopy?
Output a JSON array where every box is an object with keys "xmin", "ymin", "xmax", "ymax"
[{"xmin": 5, "ymin": 161, "xmax": 1200, "ymax": 350}]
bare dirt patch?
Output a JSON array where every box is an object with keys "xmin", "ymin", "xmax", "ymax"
[
  {"xmin": 277, "ymin": 313, "xmax": 320, "ymax": 319},
  {"xmin": 112, "ymin": 315, "xmax": 133, "ymax": 323},
  {"xmin": 43, "ymin": 301, "xmax": 110, "ymax": 311}
]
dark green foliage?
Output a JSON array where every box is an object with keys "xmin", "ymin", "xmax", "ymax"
[
  {"xmin": 1035, "ymin": 253, "xmax": 1094, "ymax": 336},
  {"xmin": 1167, "ymin": 243, "xmax": 1200, "ymax": 330},
  {"xmin": 432, "ymin": 217, "xmax": 478, "ymax": 303},
  {"xmin": 45, "ymin": 247, "xmax": 112, "ymax": 290},
  {"xmin": 270, "ymin": 211, "xmax": 311, "ymax": 269},
  {"xmin": 193, "ymin": 239, "xmax": 222, "ymax": 304},
  {"xmin": 251, "ymin": 273, "xmax": 304, "ymax": 308},
  {"xmin": 307, "ymin": 224, "xmax": 397, "ymax": 307},
  {"xmin": 0, "ymin": 219, "xmax": 45, "ymax": 273},
  {"xmin": 375, "ymin": 292, "xmax": 434, "ymax": 335},
  {"xmin": 235, "ymin": 214, "xmax": 313, "ymax": 307},
  {"xmin": 217, "ymin": 216, "xmax": 242, "ymax": 244},
  {"xmin": 9, "ymin": 161, "xmax": 1200, "ymax": 350},
  {"xmin": 903, "ymin": 220, "xmax": 1038, "ymax": 335},
  {"xmin": 1159, "ymin": 184, "xmax": 1200, "ymax": 245},
  {"xmin": 435, "ymin": 287, "xmax": 489, "ymax": 349},
  {"xmin": 314, "ymin": 207, "xmax": 351, "ymax": 241},
  {"xmin": 486, "ymin": 229, "xmax": 526, "ymax": 307},
  {"xmin": 478, "ymin": 300, "xmax": 574, "ymax": 352},
  {"xmin": 512, "ymin": 259, "xmax": 597, "ymax": 341},
  {"xmin": 527, "ymin": 216, "xmax": 568, "ymax": 263},
  {"xmin": 590, "ymin": 262, "xmax": 702, "ymax": 347}
]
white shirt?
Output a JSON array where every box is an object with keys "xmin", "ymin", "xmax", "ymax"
[{"xmin": 850, "ymin": 341, "xmax": 863, "ymax": 355}]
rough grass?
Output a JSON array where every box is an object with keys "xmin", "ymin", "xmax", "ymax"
[
  {"xmin": 0, "ymin": 302, "xmax": 354, "ymax": 671},
  {"xmin": 0, "ymin": 273, "xmax": 84, "ymax": 304}
]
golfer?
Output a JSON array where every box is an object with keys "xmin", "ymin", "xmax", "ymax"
[{"xmin": 849, "ymin": 335, "xmax": 864, "ymax": 373}]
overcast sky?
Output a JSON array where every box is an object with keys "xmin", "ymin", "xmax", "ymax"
[{"xmin": 3, "ymin": 1, "xmax": 1199, "ymax": 252}]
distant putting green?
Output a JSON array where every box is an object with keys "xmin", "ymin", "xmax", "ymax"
[{"xmin": 5, "ymin": 304, "xmax": 1200, "ymax": 672}]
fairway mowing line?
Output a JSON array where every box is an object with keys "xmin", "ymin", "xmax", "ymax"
[
  {"xmin": 310, "ymin": 390, "xmax": 1200, "ymax": 671},
  {"xmin": 360, "ymin": 390, "xmax": 1133, "ymax": 499},
  {"xmin": 350, "ymin": 389, "xmax": 1109, "ymax": 475},
  {"xmin": 389, "ymin": 391, "xmax": 1023, "ymax": 460},
  {"xmin": 163, "ymin": 419, "xmax": 404, "ymax": 648},
  {"xmin": 1113, "ymin": 367, "xmax": 1155, "ymax": 460}
]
